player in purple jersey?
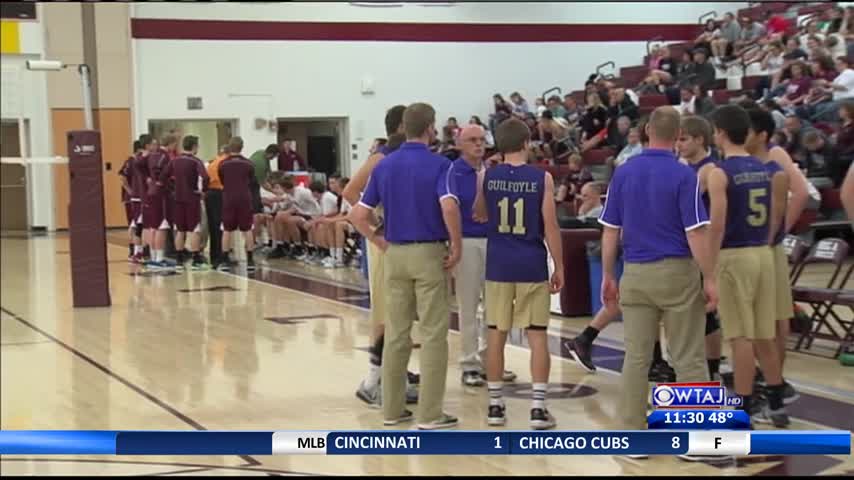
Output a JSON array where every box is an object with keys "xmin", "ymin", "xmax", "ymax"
[
  {"xmin": 342, "ymin": 106, "xmax": 420, "ymax": 409},
  {"xmin": 708, "ymin": 105, "xmax": 790, "ymax": 428},
  {"xmin": 745, "ymin": 108, "xmax": 800, "ymax": 406},
  {"xmin": 474, "ymin": 118, "xmax": 564, "ymax": 430}
]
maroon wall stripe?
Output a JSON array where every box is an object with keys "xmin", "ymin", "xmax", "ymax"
[{"xmin": 131, "ymin": 18, "xmax": 700, "ymax": 42}]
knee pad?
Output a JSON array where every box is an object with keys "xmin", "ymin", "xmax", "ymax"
[
  {"xmin": 705, "ymin": 311, "xmax": 720, "ymax": 336},
  {"xmin": 526, "ymin": 325, "xmax": 548, "ymax": 331}
]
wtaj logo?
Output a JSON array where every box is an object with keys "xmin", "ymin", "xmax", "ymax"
[{"xmin": 652, "ymin": 382, "xmax": 742, "ymax": 408}]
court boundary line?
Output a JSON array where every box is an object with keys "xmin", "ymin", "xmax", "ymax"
[
  {"xmin": 0, "ymin": 306, "xmax": 263, "ymax": 469},
  {"xmin": 0, "ymin": 458, "xmax": 321, "ymax": 476}
]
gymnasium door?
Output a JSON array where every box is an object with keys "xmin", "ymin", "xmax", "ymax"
[
  {"xmin": 307, "ymin": 136, "xmax": 337, "ymax": 177},
  {"xmin": 0, "ymin": 120, "xmax": 28, "ymax": 231}
]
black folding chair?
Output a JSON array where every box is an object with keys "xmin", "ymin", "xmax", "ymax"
[
  {"xmin": 781, "ymin": 235, "xmax": 811, "ymax": 282},
  {"xmin": 791, "ymin": 238, "xmax": 853, "ymax": 356}
]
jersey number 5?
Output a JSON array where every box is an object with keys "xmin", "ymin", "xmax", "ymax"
[
  {"xmin": 497, "ymin": 197, "xmax": 527, "ymax": 235},
  {"xmin": 747, "ymin": 188, "xmax": 768, "ymax": 227}
]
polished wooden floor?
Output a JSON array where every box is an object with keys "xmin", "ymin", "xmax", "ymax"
[{"xmin": 1, "ymin": 233, "xmax": 852, "ymax": 476}]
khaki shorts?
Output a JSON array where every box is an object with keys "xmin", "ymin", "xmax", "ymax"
[
  {"xmin": 485, "ymin": 281, "xmax": 550, "ymax": 332},
  {"xmin": 716, "ymin": 246, "xmax": 776, "ymax": 341},
  {"xmin": 772, "ymin": 243, "xmax": 795, "ymax": 321}
]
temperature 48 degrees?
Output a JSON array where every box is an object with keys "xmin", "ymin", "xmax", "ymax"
[{"xmin": 709, "ymin": 411, "xmax": 735, "ymax": 423}]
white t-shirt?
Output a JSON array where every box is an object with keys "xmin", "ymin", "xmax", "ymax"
[
  {"xmin": 260, "ymin": 188, "xmax": 279, "ymax": 214},
  {"xmin": 340, "ymin": 199, "xmax": 352, "ymax": 215},
  {"xmin": 293, "ymin": 185, "xmax": 321, "ymax": 216},
  {"xmin": 320, "ymin": 191, "xmax": 338, "ymax": 216},
  {"xmin": 832, "ymin": 68, "xmax": 854, "ymax": 101},
  {"xmin": 765, "ymin": 53, "xmax": 784, "ymax": 75}
]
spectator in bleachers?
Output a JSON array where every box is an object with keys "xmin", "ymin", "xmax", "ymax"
[
  {"xmin": 819, "ymin": 7, "xmax": 844, "ymax": 35},
  {"xmin": 674, "ymin": 50, "xmax": 695, "ymax": 82},
  {"xmin": 547, "ymin": 95, "xmax": 568, "ymax": 119},
  {"xmin": 800, "ymin": 20, "xmax": 826, "ymax": 48},
  {"xmin": 668, "ymin": 49, "xmax": 715, "ymax": 105},
  {"xmin": 534, "ymin": 97, "xmax": 547, "ymax": 118},
  {"xmin": 805, "ymin": 34, "xmax": 829, "ymax": 61},
  {"xmin": 781, "ymin": 114, "xmax": 812, "ymax": 166},
  {"xmin": 647, "ymin": 44, "xmax": 664, "ymax": 71},
  {"xmin": 443, "ymin": 117, "xmax": 460, "ymax": 145},
  {"xmin": 637, "ymin": 45, "xmax": 679, "ymax": 94},
  {"xmin": 491, "ymin": 94, "xmax": 513, "ymax": 131},
  {"xmin": 764, "ymin": 11, "xmax": 792, "ymax": 43},
  {"xmin": 692, "ymin": 83, "xmax": 717, "ymax": 117},
  {"xmin": 580, "ymin": 92, "xmax": 609, "ymax": 147},
  {"xmin": 524, "ymin": 113, "xmax": 541, "ymax": 142},
  {"xmin": 694, "ymin": 18, "xmax": 721, "ymax": 56},
  {"xmin": 563, "ymin": 95, "xmax": 583, "ymax": 127},
  {"xmin": 576, "ymin": 181, "xmax": 605, "ymax": 220},
  {"xmin": 834, "ymin": 102, "xmax": 854, "ymax": 181},
  {"xmin": 606, "ymin": 115, "xmax": 632, "ymax": 151},
  {"xmin": 469, "ymin": 116, "xmax": 495, "ymax": 148},
  {"xmin": 509, "ymin": 92, "xmax": 530, "ymax": 117},
  {"xmin": 554, "ymin": 153, "xmax": 593, "ymax": 202},
  {"xmin": 783, "ymin": 36, "xmax": 809, "ymax": 62},
  {"xmin": 824, "ymin": 34, "xmax": 847, "ymax": 60},
  {"xmin": 678, "ymin": 85, "xmax": 697, "ymax": 115},
  {"xmin": 613, "ymin": 127, "xmax": 642, "ymax": 168},
  {"xmin": 775, "ymin": 61, "xmax": 813, "ymax": 111},
  {"xmin": 730, "ymin": 15, "xmax": 767, "ymax": 64},
  {"xmin": 802, "ymin": 129, "xmax": 834, "ymax": 179},
  {"xmin": 607, "ymin": 88, "xmax": 638, "ymax": 123},
  {"xmin": 760, "ymin": 99, "xmax": 787, "ymax": 130},
  {"xmin": 751, "ymin": 41, "xmax": 785, "ymax": 100},
  {"xmin": 711, "ymin": 12, "xmax": 741, "ymax": 66}
]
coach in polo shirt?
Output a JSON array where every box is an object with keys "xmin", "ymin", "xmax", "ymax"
[
  {"xmin": 598, "ymin": 106, "xmax": 719, "ymax": 431},
  {"xmin": 350, "ymin": 102, "xmax": 463, "ymax": 430}
]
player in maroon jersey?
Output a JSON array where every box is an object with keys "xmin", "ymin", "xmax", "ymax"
[
  {"xmin": 119, "ymin": 140, "xmax": 143, "ymax": 260},
  {"xmin": 130, "ymin": 134, "xmax": 157, "ymax": 264},
  {"xmin": 143, "ymin": 137, "xmax": 174, "ymax": 269},
  {"xmin": 159, "ymin": 135, "xmax": 210, "ymax": 270},
  {"xmin": 218, "ymin": 136, "xmax": 256, "ymax": 271}
]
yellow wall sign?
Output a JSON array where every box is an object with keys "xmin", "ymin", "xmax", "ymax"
[{"xmin": 0, "ymin": 21, "xmax": 21, "ymax": 54}]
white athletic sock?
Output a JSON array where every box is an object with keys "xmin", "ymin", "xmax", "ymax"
[
  {"xmin": 488, "ymin": 382, "xmax": 504, "ymax": 407},
  {"xmin": 134, "ymin": 245, "xmax": 143, "ymax": 255},
  {"xmin": 154, "ymin": 249, "xmax": 164, "ymax": 262},
  {"xmin": 532, "ymin": 382, "xmax": 547, "ymax": 410},
  {"xmin": 333, "ymin": 248, "xmax": 343, "ymax": 261},
  {"xmin": 365, "ymin": 364, "xmax": 381, "ymax": 390}
]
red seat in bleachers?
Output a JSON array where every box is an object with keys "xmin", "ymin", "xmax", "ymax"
[
  {"xmin": 619, "ymin": 66, "xmax": 649, "ymax": 87},
  {"xmin": 712, "ymin": 90, "xmax": 734, "ymax": 105},
  {"xmin": 639, "ymin": 94, "xmax": 668, "ymax": 108},
  {"xmin": 582, "ymin": 148, "xmax": 613, "ymax": 166},
  {"xmin": 741, "ymin": 76, "xmax": 764, "ymax": 92}
]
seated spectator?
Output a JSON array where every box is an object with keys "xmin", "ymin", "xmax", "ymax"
[
  {"xmin": 781, "ymin": 114, "xmax": 812, "ymax": 166},
  {"xmin": 782, "ymin": 36, "xmax": 809, "ymax": 63},
  {"xmin": 563, "ymin": 94, "xmax": 583, "ymax": 126},
  {"xmin": 539, "ymin": 111, "xmax": 574, "ymax": 161},
  {"xmin": 711, "ymin": 12, "xmax": 741, "ymax": 66},
  {"xmin": 524, "ymin": 113, "xmax": 541, "ymax": 142},
  {"xmin": 802, "ymin": 129, "xmax": 834, "ymax": 179},
  {"xmin": 579, "ymin": 92, "xmax": 609, "ymax": 145},
  {"xmin": 547, "ymin": 95, "xmax": 568, "ymax": 119},
  {"xmin": 607, "ymin": 88, "xmax": 638, "ymax": 123},
  {"xmin": 443, "ymin": 117, "xmax": 460, "ymax": 144},
  {"xmin": 678, "ymin": 85, "xmax": 697, "ymax": 115},
  {"xmin": 576, "ymin": 181, "xmax": 605, "ymax": 220},
  {"xmin": 800, "ymin": 20, "xmax": 826, "ymax": 48},
  {"xmin": 824, "ymin": 34, "xmax": 847, "ymax": 60},
  {"xmin": 613, "ymin": 127, "xmax": 643, "ymax": 168},
  {"xmin": 775, "ymin": 61, "xmax": 813, "ymax": 111},
  {"xmin": 760, "ymin": 98, "xmax": 787, "ymax": 130},
  {"xmin": 509, "ymin": 91, "xmax": 530, "ymax": 117},
  {"xmin": 805, "ymin": 34, "xmax": 829, "ymax": 61},
  {"xmin": 637, "ymin": 44, "xmax": 678, "ymax": 94},
  {"xmin": 694, "ymin": 18, "xmax": 720, "ymax": 55},
  {"xmin": 673, "ymin": 50, "xmax": 695, "ymax": 83},
  {"xmin": 534, "ymin": 97, "xmax": 547, "ymax": 118},
  {"xmin": 765, "ymin": 12, "xmax": 792, "ymax": 42},
  {"xmin": 820, "ymin": 6, "xmax": 845, "ymax": 34},
  {"xmin": 555, "ymin": 153, "xmax": 593, "ymax": 202},
  {"xmin": 834, "ymin": 101, "xmax": 854, "ymax": 181},
  {"xmin": 691, "ymin": 83, "xmax": 716, "ymax": 117},
  {"xmin": 469, "ymin": 115, "xmax": 495, "ymax": 147},
  {"xmin": 647, "ymin": 44, "xmax": 664, "ymax": 71},
  {"xmin": 491, "ymin": 94, "xmax": 513, "ymax": 131},
  {"xmin": 751, "ymin": 41, "xmax": 785, "ymax": 99},
  {"xmin": 606, "ymin": 115, "xmax": 631, "ymax": 151},
  {"xmin": 668, "ymin": 48, "xmax": 715, "ymax": 105},
  {"xmin": 731, "ymin": 15, "xmax": 767, "ymax": 62}
]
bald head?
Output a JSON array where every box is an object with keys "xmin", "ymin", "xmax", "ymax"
[
  {"xmin": 458, "ymin": 124, "xmax": 486, "ymax": 163},
  {"xmin": 647, "ymin": 106, "xmax": 681, "ymax": 145}
]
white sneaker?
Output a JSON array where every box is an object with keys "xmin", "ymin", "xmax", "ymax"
[{"xmin": 321, "ymin": 256, "xmax": 336, "ymax": 268}]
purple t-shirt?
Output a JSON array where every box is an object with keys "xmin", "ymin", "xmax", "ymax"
[{"xmin": 599, "ymin": 148, "xmax": 709, "ymax": 263}]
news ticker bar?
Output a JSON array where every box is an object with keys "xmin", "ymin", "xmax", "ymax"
[{"xmin": 0, "ymin": 430, "xmax": 849, "ymax": 456}]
